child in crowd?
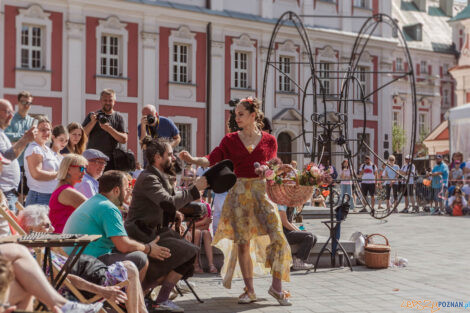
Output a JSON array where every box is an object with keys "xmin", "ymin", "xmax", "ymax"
[{"xmin": 445, "ymin": 187, "xmax": 468, "ymax": 216}]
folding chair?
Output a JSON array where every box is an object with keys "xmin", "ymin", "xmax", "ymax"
[{"xmin": 1, "ymin": 202, "xmax": 128, "ymax": 313}]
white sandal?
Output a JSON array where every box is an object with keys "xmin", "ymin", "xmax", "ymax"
[{"xmin": 268, "ymin": 286, "xmax": 292, "ymax": 306}]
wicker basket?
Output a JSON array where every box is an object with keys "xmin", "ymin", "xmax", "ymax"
[
  {"xmin": 266, "ymin": 182, "xmax": 315, "ymax": 207},
  {"xmin": 364, "ymin": 234, "xmax": 391, "ymax": 269}
]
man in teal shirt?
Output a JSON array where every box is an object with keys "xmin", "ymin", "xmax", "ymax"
[
  {"xmin": 63, "ymin": 170, "xmax": 171, "ymax": 280},
  {"xmin": 430, "ymin": 154, "xmax": 449, "ymax": 215},
  {"xmin": 4, "ymin": 91, "xmax": 34, "ymax": 199}
]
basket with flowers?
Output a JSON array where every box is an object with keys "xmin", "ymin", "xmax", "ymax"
[{"xmin": 254, "ymin": 158, "xmax": 332, "ymax": 207}]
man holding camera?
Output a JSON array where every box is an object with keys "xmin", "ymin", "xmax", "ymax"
[{"xmin": 83, "ymin": 89, "xmax": 127, "ymax": 171}]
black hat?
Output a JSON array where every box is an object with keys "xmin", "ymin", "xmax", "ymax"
[{"xmin": 203, "ymin": 160, "xmax": 237, "ymax": 193}]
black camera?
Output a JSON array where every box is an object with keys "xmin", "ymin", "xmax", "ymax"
[
  {"xmin": 147, "ymin": 114, "xmax": 156, "ymax": 125},
  {"xmin": 97, "ymin": 113, "xmax": 109, "ymax": 124}
]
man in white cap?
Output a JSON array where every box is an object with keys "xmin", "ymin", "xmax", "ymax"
[
  {"xmin": 75, "ymin": 149, "xmax": 109, "ymax": 198},
  {"xmin": 400, "ymin": 155, "xmax": 417, "ymax": 213}
]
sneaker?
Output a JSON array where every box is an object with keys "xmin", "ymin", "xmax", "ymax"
[
  {"xmin": 401, "ymin": 208, "xmax": 409, "ymax": 213},
  {"xmin": 292, "ymin": 257, "xmax": 314, "ymax": 270},
  {"xmin": 268, "ymin": 286, "xmax": 292, "ymax": 306},
  {"xmin": 238, "ymin": 288, "xmax": 257, "ymax": 304},
  {"xmin": 359, "ymin": 208, "xmax": 368, "ymax": 213},
  {"xmin": 61, "ymin": 301, "xmax": 103, "ymax": 313},
  {"xmin": 156, "ymin": 300, "xmax": 184, "ymax": 313},
  {"xmin": 176, "ymin": 280, "xmax": 195, "ymax": 294}
]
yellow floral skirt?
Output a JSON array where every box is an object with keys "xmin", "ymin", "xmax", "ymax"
[{"xmin": 212, "ymin": 178, "xmax": 292, "ymax": 289}]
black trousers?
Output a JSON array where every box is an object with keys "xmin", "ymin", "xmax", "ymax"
[{"xmin": 283, "ymin": 228, "xmax": 317, "ymax": 261}]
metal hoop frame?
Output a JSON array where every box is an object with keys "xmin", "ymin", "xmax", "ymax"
[{"xmin": 262, "ymin": 12, "xmax": 417, "ymax": 219}]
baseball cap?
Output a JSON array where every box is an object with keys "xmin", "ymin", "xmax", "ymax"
[
  {"xmin": 83, "ymin": 149, "xmax": 110, "ymax": 161},
  {"xmin": 0, "ymin": 153, "xmax": 11, "ymax": 165},
  {"xmin": 436, "ymin": 154, "xmax": 443, "ymax": 159},
  {"xmin": 405, "ymin": 154, "xmax": 411, "ymax": 160}
]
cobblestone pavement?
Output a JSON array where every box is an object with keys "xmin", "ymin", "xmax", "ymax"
[{"xmin": 174, "ymin": 212, "xmax": 470, "ymax": 313}]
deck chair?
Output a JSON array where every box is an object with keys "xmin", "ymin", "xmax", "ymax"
[{"xmin": 0, "ymin": 202, "xmax": 128, "ymax": 313}]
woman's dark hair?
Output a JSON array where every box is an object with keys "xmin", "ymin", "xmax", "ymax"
[
  {"xmin": 52, "ymin": 125, "xmax": 68, "ymax": 138},
  {"xmin": 144, "ymin": 138, "xmax": 171, "ymax": 166},
  {"xmin": 341, "ymin": 159, "xmax": 349, "ymax": 170},
  {"xmin": 237, "ymin": 97, "xmax": 265, "ymax": 130},
  {"xmin": 98, "ymin": 170, "xmax": 126, "ymax": 194}
]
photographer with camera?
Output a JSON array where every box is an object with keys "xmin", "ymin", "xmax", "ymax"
[
  {"xmin": 138, "ymin": 104, "xmax": 180, "ymax": 167},
  {"xmin": 82, "ymin": 89, "xmax": 127, "ymax": 171}
]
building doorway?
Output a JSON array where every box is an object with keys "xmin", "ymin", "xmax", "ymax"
[{"xmin": 278, "ymin": 132, "xmax": 292, "ymax": 164}]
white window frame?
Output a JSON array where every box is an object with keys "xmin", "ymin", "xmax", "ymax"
[
  {"xmin": 319, "ymin": 62, "xmax": 331, "ymax": 96},
  {"xmin": 169, "ymin": 26, "xmax": 196, "ymax": 84},
  {"xmin": 396, "ymin": 58, "xmax": 403, "ymax": 71},
  {"xmin": 420, "ymin": 60, "xmax": 428, "ymax": 74},
  {"xmin": 418, "ymin": 113, "xmax": 427, "ymax": 136},
  {"xmin": 100, "ymin": 34, "xmax": 121, "ymax": 77},
  {"xmin": 443, "ymin": 63, "xmax": 449, "ymax": 76},
  {"xmin": 443, "ymin": 89, "xmax": 450, "ymax": 106},
  {"xmin": 16, "ymin": 5, "xmax": 52, "ymax": 71},
  {"xmin": 356, "ymin": 66, "xmax": 369, "ymax": 97},
  {"xmin": 96, "ymin": 16, "xmax": 128, "ymax": 78},
  {"xmin": 231, "ymin": 34, "xmax": 256, "ymax": 90},
  {"xmin": 168, "ymin": 116, "xmax": 197, "ymax": 156},
  {"xmin": 393, "ymin": 111, "xmax": 400, "ymax": 126},
  {"xmin": 278, "ymin": 55, "xmax": 294, "ymax": 92},
  {"xmin": 172, "ymin": 44, "xmax": 190, "ymax": 83},
  {"xmin": 353, "ymin": 0, "xmax": 370, "ymax": 9},
  {"xmin": 233, "ymin": 51, "xmax": 249, "ymax": 89}
]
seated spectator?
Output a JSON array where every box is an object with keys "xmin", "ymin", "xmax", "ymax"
[
  {"xmin": 74, "ymin": 149, "xmax": 108, "ymax": 198},
  {"xmin": 24, "ymin": 116, "xmax": 60, "ymax": 206},
  {"xmin": 125, "ymin": 138, "xmax": 207, "ymax": 312},
  {"xmin": 192, "ymin": 198, "xmax": 217, "ymax": 274},
  {"xmin": 445, "ymin": 187, "xmax": 468, "ymax": 216},
  {"xmin": 18, "ymin": 204, "xmax": 148, "ymax": 313},
  {"xmin": 0, "ymin": 243, "xmax": 102, "ymax": 313},
  {"xmin": 50, "ymin": 125, "xmax": 69, "ymax": 163},
  {"xmin": 61, "ymin": 122, "xmax": 87, "ymax": 155},
  {"xmin": 63, "ymin": 171, "xmax": 171, "ymax": 291},
  {"xmin": 311, "ymin": 189, "xmax": 326, "ymax": 207},
  {"xmin": 278, "ymin": 205, "xmax": 316, "ymax": 270},
  {"xmin": 49, "ymin": 154, "xmax": 88, "ymax": 233}
]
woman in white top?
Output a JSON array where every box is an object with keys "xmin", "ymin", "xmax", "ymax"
[
  {"xmin": 24, "ymin": 116, "xmax": 61, "ymax": 206},
  {"xmin": 339, "ymin": 159, "xmax": 355, "ymax": 209}
]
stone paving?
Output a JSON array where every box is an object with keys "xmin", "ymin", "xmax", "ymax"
[{"xmin": 173, "ymin": 212, "xmax": 470, "ymax": 313}]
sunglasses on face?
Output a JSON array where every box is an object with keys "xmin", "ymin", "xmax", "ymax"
[
  {"xmin": 70, "ymin": 165, "xmax": 86, "ymax": 172},
  {"xmin": 20, "ymin": 100, "xmax": 32, "ymax": 106}
]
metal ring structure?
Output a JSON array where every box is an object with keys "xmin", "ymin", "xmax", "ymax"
[{"xmin": 262, "ymin": 12, "xmax": 417, "ymax": 219}]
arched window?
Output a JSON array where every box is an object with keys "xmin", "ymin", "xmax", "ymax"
[{"xmin": 277, "ymin": 132, "xmax": 292, "ymax": 164}]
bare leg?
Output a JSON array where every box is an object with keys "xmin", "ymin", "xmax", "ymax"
[
  {"xmin": 371, "ymin": 196, "xmax": 375, "ymax": 209},
  {"xmin": 193, "ymin": 230, "xmax": 203, "ymax": 272},
  {"xmin": 202, "ymin": 231, "xmax": 216, "ymax": 271},
  {"xmin": 238, "ymin": 243, "xmax": 254, "ymax": 293},
  {"xmin": 2, "ymin": 244, "xmax": 67, "ymax": 310},
  {"xmin": 8, "ymin": 280, "xmax": 34, "ymax": 310},
  {"xmin": 121, "ymin": 261, "xmax": 148, "ymax": 313},
  {"xmin": 139, "ymin": 260, "xmax": 149, "ymax": 283}
]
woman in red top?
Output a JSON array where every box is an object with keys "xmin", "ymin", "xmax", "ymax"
[
  {"xmin": 180, "ymin": 98, "xmax": 292, "ymax": 306},
  {"xmin": 49, "ymin": 154, "xmax": 88, "ymax": 233}
]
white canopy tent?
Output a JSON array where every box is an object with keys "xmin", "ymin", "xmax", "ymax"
[{"xmin": 448, "ymin": 103, "xmax": 470, "ymax": 158}]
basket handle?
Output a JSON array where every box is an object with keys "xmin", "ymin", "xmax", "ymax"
[{"xmin": 365, "ymin": 233, "xmax": 389, "ymax": 246}]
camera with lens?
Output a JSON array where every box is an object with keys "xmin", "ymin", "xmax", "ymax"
[
  {"xmin": 146, "ymin": 114, "xmax": 156, "ymax": 125},
  {"xmin": 97, "ymin": 113, "xmax": 109, "ymax": 124}
]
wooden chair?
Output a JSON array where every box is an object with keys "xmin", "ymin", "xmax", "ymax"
[{"xmin": 0, "ymin": 203, "xmax": 127, "ymax": 313}]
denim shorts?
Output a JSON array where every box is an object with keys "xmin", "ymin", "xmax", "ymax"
[{"xmin": 25, "ymin": 190, "xmax": 52, "ymax": 206}]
